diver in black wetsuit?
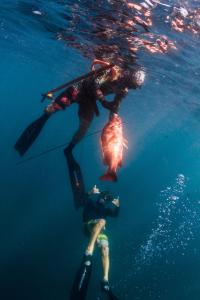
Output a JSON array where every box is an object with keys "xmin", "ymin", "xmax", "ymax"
[
  {"xmin": 14, "ymin": 59, "xmax": 145, "ymax": 156},
  {"xmin": 65, "ymin": 150, "xmax": 120, "ymax": 300}
]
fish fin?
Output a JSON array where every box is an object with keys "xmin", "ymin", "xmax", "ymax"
[
  {"xmin": 123, "ymin": 139, "xmax": 128, "ymax": 149},
  {"xmin": 100, "ymin": 171, "xmax": 118, "ymax": 182},
  {"xmin": 123, "ymin": 143, "xmax": 128, "ymax": 149}
]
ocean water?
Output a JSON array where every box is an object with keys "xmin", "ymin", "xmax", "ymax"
[{"xmin": 1, "ymin": 1, "xmax": 200, "ymax": 299}]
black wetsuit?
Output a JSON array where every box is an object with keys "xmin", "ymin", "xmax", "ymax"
[
  {"xmin": 83, "ymin": 192, "xmax": 119, "ymax": 223},
  {"xmin": 55, "ymin": 68, "xmax": 140, "ymax": 150}
]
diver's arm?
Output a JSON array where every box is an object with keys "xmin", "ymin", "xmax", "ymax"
[
  {"xmin": 91, "ymin": 59, "xmax": 117, "ymax": 78},
  {"xmin": 112, "ymin": 90, "xmax": 127, "ymax": 113},
  {"xmin": 96, "ymin": 88, "xmax": 114, "ymax": 111},
  {"xmin": 96, "ymin": 88, "xmax": 106, "ymax": 103},
  {"xmin": 101, "ymin": 89, "xmax": 128, "ymax": 114},
  {"xmin": 91, "ymin": 59, "xmax": 110, "ymax": 71},
  {"xmin": 105, "ymin": 200, "xmax": 120, "ymax": 217}
]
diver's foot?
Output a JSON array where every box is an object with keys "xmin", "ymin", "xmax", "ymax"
[
  {"xmin": 101, "ymin": 280, "xmax": 110, "ymax": 293},
  {"xmin": 83, "ymin": 253, "xmax": 93, "ymax": 266},
  {"xmin": 64, "ymin": 143, "xmax": 74, "ymax": 156}
]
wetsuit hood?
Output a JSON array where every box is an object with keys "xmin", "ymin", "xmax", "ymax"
[{"xmin": 120, "ymin": 68, "xmax": 145, "ymax": 89}]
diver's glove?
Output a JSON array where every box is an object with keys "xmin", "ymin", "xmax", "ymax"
[{"xmin": 100, "ymin": 100, "xmax": 118, "ymax": 114}]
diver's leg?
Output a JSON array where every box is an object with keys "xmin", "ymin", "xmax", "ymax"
[
  {"xmin": 67, "ymin": 118, "xmax": 91, "ymax": 151},
  {"xmin": 66, "ymin": 106, "xmax": 94, "ymax": 151},
  {"xmin": 101, "ymin": 243, "xmax": 110, "ymax": 282},
  {"xmin": 98, "ymin": 235, "xmax": 119, "ymax": 299},
  {"xmin": 45, "ymin": 85, "xmax": 76, "ymax": 114},
  {"xmin": 97, "ymin": 234, "xmax": 112, "ymax": 293},
  {"xmin": 86, "ymin": 219, "xmax": 106, "ymax": 255},
  {"xmin": 14, "ymin": 88, "xmax": 73, "ymax": 156}
]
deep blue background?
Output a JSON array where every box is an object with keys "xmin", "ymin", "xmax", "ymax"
[{"xmin": 1, "ymin": 1, "xmax": 200, "ymax": 299}]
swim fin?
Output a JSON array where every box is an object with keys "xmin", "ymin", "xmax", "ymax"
[
  {"xmin": 14, "ymin": 113, "xmax": 50, "ymax": 156},
  {"xmin": 101, "ymin": 281, "xmax": 120, "ymax": 300},
  {"xmin": 107, "ymin": 290, "xmax": 120, "ymax": 300},
  {"xmin": 70, "ymin": 255, "xmax": 92, "ymax": 300},
  {"xmin": 64, "ymin": 148, "xmax": 86, "ymax": 210}
]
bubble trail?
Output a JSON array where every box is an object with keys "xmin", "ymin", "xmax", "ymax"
[{"xmin": 135, "ymin": 174, "xmax": 200, "ymax": 266}]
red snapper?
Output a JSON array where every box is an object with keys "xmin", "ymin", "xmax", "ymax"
[{"xmin": 100, "ymin": 114, "xmax": 128, "ymax": 182}]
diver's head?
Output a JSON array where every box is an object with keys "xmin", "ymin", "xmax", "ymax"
[
  {"xmin": 98, "ymin": 191, "xmax": 114, "ymax": 204},
  {"xmin": 123, "ymin": 68, "xmax": 146, "ymax": 88},
  {"xmin": 173, "ymin": 7, "xmax": 189, "ymax": 18},
  {"xmin": 132, "ymin": 69, "xmax": 146, "ymax": 87}
]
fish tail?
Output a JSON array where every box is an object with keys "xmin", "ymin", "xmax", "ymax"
[{"xmin": 100, "ymin": 170, "xmax": 118, "ymax": 182}]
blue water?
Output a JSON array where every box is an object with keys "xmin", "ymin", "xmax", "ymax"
[{"xmin": 1, "ymin": 1, "xmax": 200, "ymax": 299}]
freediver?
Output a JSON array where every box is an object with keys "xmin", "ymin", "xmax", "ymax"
[
  {"xmin": 65, "ymin": 150, "xmax": 120, "ymax": 300},
  {"xmin": 14, "ymin": 59, "xmax": 145, "ymax": 156},
  {"xmin": 82, "ymin": 186, "xmax": 120, "ymax": 296}
]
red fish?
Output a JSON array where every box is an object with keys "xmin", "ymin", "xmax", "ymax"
[{"xmin": 100, "ymin": 114, "xmax": 128, "ymax": 182}]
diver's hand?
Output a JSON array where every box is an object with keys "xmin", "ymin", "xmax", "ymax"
[
  {"xmin": 92, "ymin": 185, "xmax": 100, "ymax": 194},
  {"xmin": 112, "ymin": 198, "xmax": 120, "ymax": 207},
  {"xmin": 101, "ymin": 100, "xmax": 119, "ymax": 113},
  {"xmin": 91, "ymin": 59, "xmax": 110, "ymax": 71},
  {"xmin": 88, "ymin": 185, "xmax": 100, "ymax": 194}
]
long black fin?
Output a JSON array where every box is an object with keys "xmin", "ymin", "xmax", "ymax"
[
  {"xmin": 14, "ymin": 113, "xmax": 49, "ymax": 156},
  {"xmin": 70, "ymin": 257, "xmax": 92, "ymax": 300},
  {"xmin": 97, "ymin": 289, "xmax": 120, "ymax": 300},
  {"xmin": 64, "ymin": 149, "xmax": 86, "ymax": 210},
  {"xmin": 107, "ymin": 290, "xmax": 120, "ymax": 300}
]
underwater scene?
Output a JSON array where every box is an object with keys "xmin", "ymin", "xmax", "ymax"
[{"xmin": 1, "ymin": 0, "xmax": 200, "ymax": 299}]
